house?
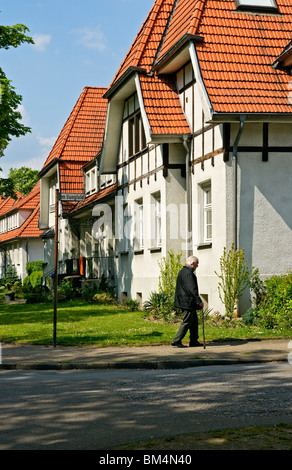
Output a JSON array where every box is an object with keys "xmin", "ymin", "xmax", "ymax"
[
  {"xmin": 98, "ymin": 0, "xmax": 292, "ymax": 312},
  {"xmin": 3, "ymin": 0, "xmax": 291, "ymax": 315},
  {"xmin": 38, "ymin": 86, "xmax": 113, "ymax": 282},
  {"xmin": 0, "ymin": 182, "xmax": 44, "ymax": 281}
]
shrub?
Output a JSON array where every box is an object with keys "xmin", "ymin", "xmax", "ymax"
[
  {"xmin": 26, "ymin": 261, "xmax": 44, "ymax": 276},
  {"xmin": 30, "ymin": 271, "xmax": 43, "ymax": 289},
  {"xmin": 93, "ymin": 292, "xmax": 115, "ymax": 305},
  {"xmin": 57, "ymin": 279, "xmax": 75, "ymax": 302},
  {"xmin": 257, "ymin": 272, "xmax": 292, "ymax": 330},
  {"xmin": 242, "ymin": 308, "xmax": 260, "ymax": 326},
  {"xmin": 3, "ymin": 265, "xmax": 21, "ymax": 290},
  {"xmin": 215, "ymin": 244, "xmax": 251, "ymax": 317}
]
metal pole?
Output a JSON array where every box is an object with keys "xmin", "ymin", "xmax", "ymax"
[{"xmin": 53, "ymin": 189, "xmax": 59, "ymax": 348}]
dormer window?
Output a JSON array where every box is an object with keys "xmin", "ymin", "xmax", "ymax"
[
  {"xmin": 85, "ymin": 167, "xmax": 97, "ymax": 196},
  {"xmin": 235, "ymin": 0, "xmax": 278, "ymax": 12},
  {"xmin": 123, "ymin": 93, "xmax": 146, "ymax": 158}
]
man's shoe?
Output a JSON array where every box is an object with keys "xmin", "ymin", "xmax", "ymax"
[
  {"xmin": 189, "ymin": 341, "xmax": 203, "ymax": 347},
  {"xmin": 171, "ymin": 342, "xmax": 187, "ymax": 348}
]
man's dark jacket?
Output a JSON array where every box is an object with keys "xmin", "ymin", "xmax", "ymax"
[{"xmin": 174, "ymin": 265, "xmax": 203, "ymax": 311}]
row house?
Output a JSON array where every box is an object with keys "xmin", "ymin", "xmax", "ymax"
[
  {"xmin": 1, "ymin": 0, "xmax": 291, "ymax": 316},
  {"xmin": 38, "ymin": 86, "xmax": 116, "ymax": 282},
  {"xmin": 0, "ymin": 182, "xmax": 44, "ymax": 280},
  {"xmin": 99, "ymin": 0, "xmax": 292, "ymax": 312}
]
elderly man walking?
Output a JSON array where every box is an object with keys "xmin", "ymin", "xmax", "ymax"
[{"xmin": 171, "ymin": 256, "xmax": 204, "ymax": 348}]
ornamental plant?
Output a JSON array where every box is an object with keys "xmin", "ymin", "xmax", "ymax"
[{"xmin": 215, "ymin": 244, "xmax": 251, "ymax": 318}]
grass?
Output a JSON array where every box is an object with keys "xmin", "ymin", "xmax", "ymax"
[
  {"xmin": 114, "ymin": 423, "xmax": 292, "ymax": 450},
  {"xmin": 0, "ymin": 299, "xmax": 291, "ymax": 346}
]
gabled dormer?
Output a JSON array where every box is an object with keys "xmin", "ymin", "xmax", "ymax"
[{"xmin": 272, "ymin": 41, "xmax": 292, "ymax": 74}]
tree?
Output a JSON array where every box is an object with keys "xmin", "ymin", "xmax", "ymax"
[
  {"xmin": 0, "ymin": 14, "xmax": 34, "ymax": 197},
  {"xmin": 8, "ymin": 167, "xmax": 39, "ymax": 196},
  {"xmin": 215, "ymin": 244, "xmax": 251, "ymax": 318}
]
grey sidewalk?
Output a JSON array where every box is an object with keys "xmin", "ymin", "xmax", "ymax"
[{"xmin": 0, "ymin": 338, "xmax": 290, "ymax": 370}]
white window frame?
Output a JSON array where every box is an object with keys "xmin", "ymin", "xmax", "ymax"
[
  {"xmin": 86, "ymin": 167, "xmax": 97, "ymax": 196},
  {"xmin": 152, "ymin": 192, "xmax": 162, "ymax": 248},
  {"xmin": 200, "ymin": 182, "xmax": 212, "ymax": 244}
]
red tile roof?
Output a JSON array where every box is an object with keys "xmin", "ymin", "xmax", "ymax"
[
  {"xmin": 41, "ymin": 87, "xmax": 108, "ymax": 214},
  {"xmin": 157, "ymin": 0, "xmax": 292, "ymax": 115},
  {"xmin": 111, "ymin": 0, "xmax": 176, "ymax": 85},
  {"xmin": 42, "ymin": 87, "xmax": 107, "ymax": 169},
  {"xmin": 110, "ymin": 0, "xmax": 292, "ymax": 119},
  {"xmin": 139, "ymin": 74, "xmax": 190, "ymax": 135},
  {"xmin": 0, "ymin": 183, "xmax": 43, "ymax": 243},
  {"xmin": 0, "ymin": 191, "xmax": 23, "ymax": 216},
  {"xmin": 69, "ymin": 183, "xmax": 117, "ymax": 215}
]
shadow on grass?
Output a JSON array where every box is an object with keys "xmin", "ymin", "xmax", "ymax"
[{"xmin": 0, "ymin": 300, "xmax": 130, "ymax": 326}]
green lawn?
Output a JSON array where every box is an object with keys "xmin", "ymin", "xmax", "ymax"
[{"xmin": 0, "ymin": 300, "xmax": 290, "ymax": 346}]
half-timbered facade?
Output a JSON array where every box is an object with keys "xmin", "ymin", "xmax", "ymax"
[{"xmin": 99, "ymin": 0, "xmax": 292, "ymax": 312}]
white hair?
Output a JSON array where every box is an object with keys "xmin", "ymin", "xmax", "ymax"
[{"xmin": 186, "ymin": 255, "xmax": 198, "ymax": 265}]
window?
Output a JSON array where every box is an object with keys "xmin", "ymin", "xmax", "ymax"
[
  {"xmin": 235, "ymin": 0, "xmax": 278, "ymax": 11},
  {"xmin": 124, "ymin": 93, "xmax": 146, "ymax": 158},
  {"xmin": 199, "ymin": 181, "xmax": 213, "ymax": 243},
  {"xmin": 203, "ymin": 184, "xmax": 212, "ymax": 243},
  {"xmin": 7, "ymin": 213, "xmax": 19, "ymax": 232},
  {"xmin": 177, "ymin": 61, "xmax": 195, "ymax": 93},
  {"xmin": 85, "ymin": 167, "xmax": 97, "ymax": 195},
  {"xmin": 49, "ymin": 176, "xmax": 57, "ymax": 212},
  {"xmin": 152, "ymin": 192, "xmax": 162, "ymax": 248},
  {"xmin": 135, "ymin": 199, "xmax": 144, "ymax": 250}
]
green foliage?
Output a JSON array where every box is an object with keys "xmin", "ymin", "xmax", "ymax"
[
  {"xmin": 143, "ymin": 292, "xmax": 169, "ymax": 318},
  {"xmin": 0, "ymin": 15, "xmax": 34, "ymax": 196},
  {"xmin": 242, "ymin": 308, "xmax": 260, "ymax": 326},
  {"xmin": 256, "ymin": 272, "xmax": 292, "ymax": 330},
  {"xmin": 158, "ymin": 250, "xmax": 183, "ymax": 301},
  {"xmin": 3, "ymin": 264, "xmax": 21, "ymax": 291},
  {"xmin": 57, "ymin": 279, "xmax": 75, "ymax": 302},
  {"xmin": 26, "ymin": 261, "xmax": 44, "ymax": 276},
  {"xmin": 143, "ymin": 251, "xmax": 184, "ymax": 322},
  {"xmin": 23, "ymin": 262, "xmax": 47, "ymax": 303},
  {"xmin": 249, "ymin": 268, "xmax": 266, "ymax": 308},
  {"xmin": 8, "ymin": 167, "xmax": 39, "ymax": 196},
  {"xmin": 29, "ymin": 271, "xmax": 43, "ymax": 289},
  {"xmin": 215, "ymin": 244, "xmax": 251, "ymax": 317},
  {"xmin": 93, "ymin": 292, "xmax": 115, "ymax": 305}
]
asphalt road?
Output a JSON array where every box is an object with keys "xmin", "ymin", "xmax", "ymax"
[{"xmin": 0, "ymin": 363, "xmax": 291, "ymax": 450}]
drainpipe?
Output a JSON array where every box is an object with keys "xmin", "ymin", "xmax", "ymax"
[
  {"xmin": 232, "ymin": 115, "xmax": 246, "ymax": 251},
  {"xmin": 183, "ymin": 135, "xmax": 191, "ymax": 258}
]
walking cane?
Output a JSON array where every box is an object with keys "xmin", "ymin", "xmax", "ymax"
[{"xmin": 201, "ymin": 308, "xmax": 206, "ymax": 349}]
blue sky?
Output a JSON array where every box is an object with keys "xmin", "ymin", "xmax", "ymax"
[{"xmin": 0, "ymin": 0, "xmax": 154, "ymax": 176}]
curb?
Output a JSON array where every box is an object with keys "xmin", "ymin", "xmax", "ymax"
[{"xmin": 0, "ymin": 357, "xmax": 287, "ymax": 371}]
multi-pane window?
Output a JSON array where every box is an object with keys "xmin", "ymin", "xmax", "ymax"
[
  {"xmin": 135, "ymin": 199, "xmax": 144, "ymax": 250},
  {"xmin": 49, "ymin": 176, "xmax": 57, "ymax": 212},
  {"xmin": 124, "ymin": 93, "xmax": 146, "ymax": 158},
  {"xmin": 0, "ymin": 218, "xmax": 6, "ymax": 234},
  {"xmin": 85, "ymin": 167, "xmax": 97, "ymax": 196},
  {"xmin": 203, "ymin": 185, "xmax": 212, "ymax": 242},
  {"xmin": 177, "ymin": 61, "xmax": 195, "ymax": 93},
  {"xmin": 7, "ymin": 213, "xmax": 19, "ymax": 232},
  {"xmin": 152, "ymin": 192, "xmax": 162, "ymax": 247}
]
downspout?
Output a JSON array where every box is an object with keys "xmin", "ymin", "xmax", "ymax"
[
  {"xmin": 183, "ymin": 135, "xmax": 191, "ymax": 258},
  {"xmin": 232, "ymin": 115, "xmax": 246, "ymax": 250}
]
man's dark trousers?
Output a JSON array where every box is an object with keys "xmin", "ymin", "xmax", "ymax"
[{"xmin": 172, "ymin": 309, "xmax": 198, "ymax": 345}]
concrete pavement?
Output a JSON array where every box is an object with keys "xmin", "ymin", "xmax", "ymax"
[{"xmin": 0, "ymin": 338, "xmax": 290, "ymax": 370}]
